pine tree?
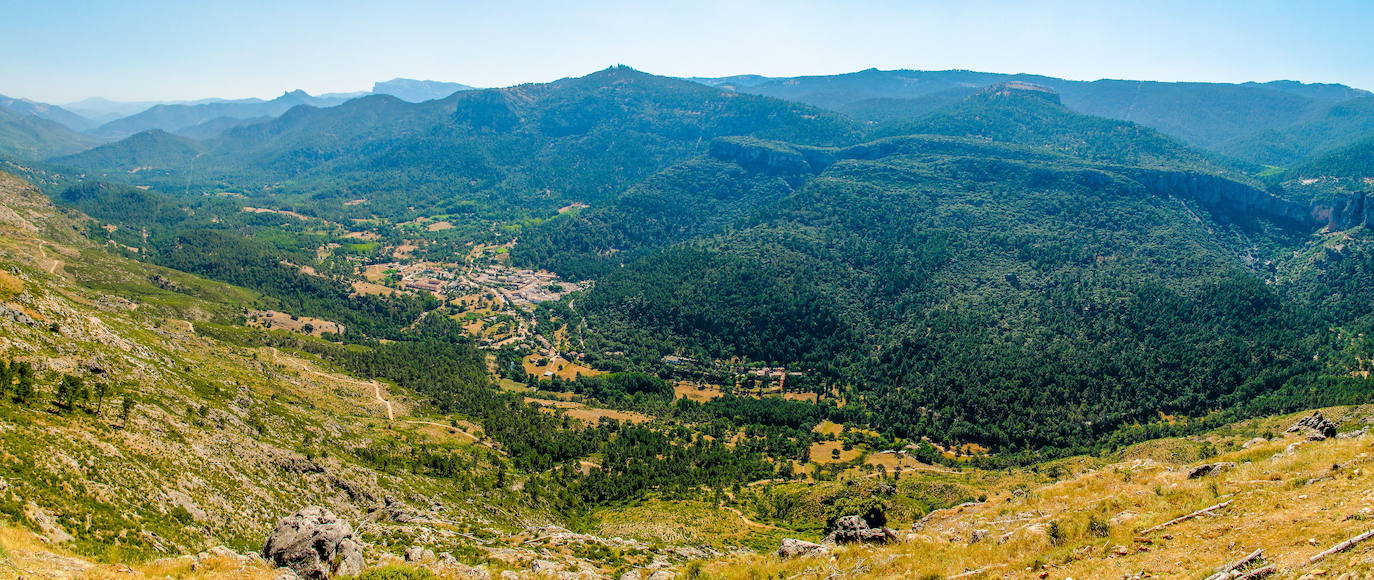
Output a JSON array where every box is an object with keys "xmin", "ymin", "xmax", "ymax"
[
  {"xmin": 56, "ymin": 375, "xmax": 89, "ymax": 411},
  {"xmin": 12, "ymin": 362, "xmax": 35, "ymax": 404},
  {"xmin": 121, "ymin": 394, "xmax": 136, "ymax": 424}
]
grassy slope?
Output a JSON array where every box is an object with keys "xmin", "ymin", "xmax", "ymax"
[
  {"xmin": 704, "ymin": 407, "xmax": 1374, "ymax": 578},
  {"xmin": 0, "ymin": 170, "xmax": 540, "ymax": 571}
]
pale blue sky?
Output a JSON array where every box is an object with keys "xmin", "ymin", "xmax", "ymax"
[{"xmin": 3, "ymin": 0, "xmax": 1373, "ymax": 103}]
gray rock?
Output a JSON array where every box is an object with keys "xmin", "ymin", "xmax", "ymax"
[
  {"xmin": 647, "ymin": 570, "xmax": 676, "ymax": 580},
  {"xmin": 383, "ymin": 495, "xmax": 418, "ymax": 523},
  {"xmin": 166, "ymin": 489, "xmax": 209, "ymax": 523},
  {"xmin": 777, "ymin": 538, "xmax": 829, "ymax": 558},
  {"xmin": 1187, "ymin": 462, "xmax": 1236, "ymax": 479},
  {"xmin": 436, "ymin": 556, "xmax": 490, "ymax": 580},
  {"xmin": 24, "ymin": 502, "xmax": 74, "ymax": 543},
  {"xmin": 969, "ymin": 528, "xmax": 989, "ymax": 544},
  {"xmin": 1288, "ymin": 411, "xmax": 1338, "ymax": 440},
  {"xmin": 404, "ymin": 546, "xmax": 435, "ymax": 562},
  {"xmin": 530, "ymin": 559, "xmax": 561, "ymax": 574},
  {"xmin": 1338, "ymin": 426, "xmax": 1369, "ymax": 439},
  {"xmin": 823, "ymin": 515, "xmax": 897, "ymax": 545},
  {"xmin": 262, "ymin": 507, "xmax": 364, "ymax": 579}
]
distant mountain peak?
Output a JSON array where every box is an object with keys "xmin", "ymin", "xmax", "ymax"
[
  {"xmin": 371, "ymin": 78, "xmax": 474, "ymax": 102},
  {"xmin": 586, "ymin": 65, "xmax": 653, "ymax": 81},
  {"xmin": 276, "ymin": 89, "xmax": 313, "ymax": 102}
]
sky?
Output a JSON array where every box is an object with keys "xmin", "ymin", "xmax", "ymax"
[{"xmin": 2, "ymin": 0, "xmax": 1373, "ymax": 103}]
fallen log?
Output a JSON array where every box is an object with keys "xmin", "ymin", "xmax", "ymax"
[
  {"xmin": 1203, "ymin": 549, "xmax": 1264, "ymax": 580},
  {"xmin": 1308, "ymin": 527, "xmax": 1374, "ymax": 565},
  {"xmin": 1235, "ymin": 564, "xmax": 1275, "ymax": 579},
  {"xmin": 948, "ymin": 564, "xmax": 1005, "ymax": 579},
  {"xmin": 1140, "ymin": 500, "xmax": 1231, "ymax": 534}
]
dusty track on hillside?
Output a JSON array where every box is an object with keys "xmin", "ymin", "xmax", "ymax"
[
  {"xmin": 267, "ymin": 346, "xmax": 394, "ymax": 420},
  {"xmin": 721, "ymin": 491, "xmax": 782, "ymax": 530},
  {"xmin": 36, "ymin": 241, "xmax": 61, "ymax": 274}
]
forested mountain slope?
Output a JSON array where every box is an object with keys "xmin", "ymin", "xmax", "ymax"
[
  {"xmin": 693, "ymin": 68, "xmax": 1373, "ymax": 158},
  {"xmin": 517, "ymin": 84, "xmax": 1371, "ymax": 455},
  {"xmin": 877, "ymin": 82, "xmax": 1241, "ymax": 173},
  {"xmin": 0, "ymin": 106, "xmax": 102, "ymax": 161},
  {"xmin": 1215, "ymin": 96, "xmax": 1374, "ymax": 167},
  {"xmin": 53, "ymin": 67, "xmax": 861, "ymax": 218}
]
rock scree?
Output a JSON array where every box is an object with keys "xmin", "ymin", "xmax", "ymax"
[{"xmin": 262, "ymin": 506, "xmax": 365, "ymax": 579}]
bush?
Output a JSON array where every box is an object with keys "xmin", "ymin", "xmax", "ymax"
[
  {"xmin": 352, "ymin": 565, "xmax": 436, "ymax": 580},
  {"xmin": 1087, "ymin": 515, "xmax": 1110, "ymax": 538}
]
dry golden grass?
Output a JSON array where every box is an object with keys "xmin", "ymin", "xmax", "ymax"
[
  {"xmin": 0, "ymin": 269, "xmax": 23, "ymax": 297},
  {"xmin": 351, "ymin": 280, "xmax": 402, "ymax": 296},
  {"xmin": 363, "ymin": 263, "xmax": 393, "ymax": 281},
  {"xmin": 675, "ymin": 381, "xmax": 725, "ymax": 402},
  {"xmin": 813, "ymin": 420, "xmax": 845, "ymax": 436},
  {"xmin": 247, "ymin": 309, "xmax": 344, "ymax": 336},
  {"xmin": 392, "ymin": 243, "xmax": 418, "ymax": 259},
  {"xmin": 706, "ymin": 410, "xmax": 1374, "ymax": 579},
  {"xmin": 522, "ymin": 355, "xmax": 605, "ymax": 380},
  {"xmin": 522, "ymin": 396, "xmax": 652, "ymax": 424},
  {"xmin": 0, "ymin": 526, "xmax": 276, "ymax": 579},
  {"xmin": 809, "ymin": 441, "xmax": 863, "ymax": 464}
]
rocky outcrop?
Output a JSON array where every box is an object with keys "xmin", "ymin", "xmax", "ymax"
[
  {"xmin": 262, "ymin": 507, "xmax": 364, "ymax": 579},
  {"xmin": 405, "ymin": 546, "xmax": 435, "ymax": 563},
  {"xmin": 824, "ymin": 515, "xmax": 898, "ymax": 545},
  {"xmin": 777, "ymin": 538, "xmax": 830, "ymax": 559},
  {"xmin": 1312, "ymin": 191, "xmax": 1374, "ymax": 231},
  {"xmin": 1187, "ymin": 462, "xmax": 1237, "ymax": 479},
  {"xmin": 1123, "ymin": 168, "xmax": 1313, "ymax": 227},
  {"xmin": 1288, "ymin": 411, "xmax": 1338, "ymax": 440},
  {"xmin": 24, "ymin": 502, "xmax": 74, "ymax": 543},
  {"xmin": 709, "ymin": 136, "xmax": 834, "ymax": 176}
]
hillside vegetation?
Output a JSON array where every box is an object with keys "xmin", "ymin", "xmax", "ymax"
[{"xmin": 4, "ymin": 65, "xmax": 1374, "ymax": 578}]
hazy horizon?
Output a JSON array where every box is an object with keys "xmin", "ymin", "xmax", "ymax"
[{"xmin": 3, "ymin": 0, "xmax": 1373, "ymax": 103}]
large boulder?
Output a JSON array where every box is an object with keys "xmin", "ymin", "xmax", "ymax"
[
  {"xmin": 777, "ymin": 538, "xmax": 829, "ymax": 559},
  {"xmin": 1288, "ymin": 411, "xmax": 1338, "ymax": 440},
  {"xmin": 262, "ymin": 507, "xmax": 364, "ymax": 579},
  {"xmin": 823, "ymin": 515, "xmax": 898, "ymax": 545},
  {"xmin": 1187, "ymin": 462, "xmax": 1236, "ymax": 479}
]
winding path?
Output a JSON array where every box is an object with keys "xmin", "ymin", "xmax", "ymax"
[
  {"xmin": 267, "ymin": 347, "xmax": 393, "ymax": 420},
  {"xmin": 37, "ymin": 241, "xmax": 60, "ymax": 274},
  {"xmin": 720, "ymin": 491, "xmax": 783, "ymax": 530}
]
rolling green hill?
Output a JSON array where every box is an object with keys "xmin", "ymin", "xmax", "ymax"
[
  {"xmin": 1288, "ymin": 132, "xmax": 1374, "ymax": 180},
  {"xmin": 1216, "ymin": 96, "xmax": 1374, "ymax": 167},
  {"xmin": 0, "ymin": 106, "xmax": 101, "ymax": 161}
]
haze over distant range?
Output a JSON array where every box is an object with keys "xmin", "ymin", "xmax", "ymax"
[{"xmin": 3, "ymin": 0, "xmax": 1374, "ymax": 103}]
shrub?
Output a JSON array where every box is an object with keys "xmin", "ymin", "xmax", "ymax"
[{"xmin": 352, "ymin": 565, "xmax": 437, "ymax": 580}]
